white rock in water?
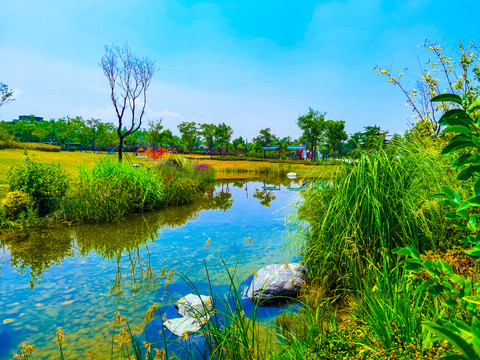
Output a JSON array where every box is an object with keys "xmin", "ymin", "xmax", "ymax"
[
  {"xmin": 176, "ymin": 294, "xmax": 213, "ymax": 317},
  {"xmin": 245, "ymin": 263, "xmax": 306, "ymax": 303},
  {"xmin": 286, "ymin": 172, "xmax": 297, "ymax": 179},
  {"xmin": 164, "ymin": 316, "xmax": 202, "ymax": 337},
  {"xmin": 163, "ymin": 294, "xmax": 214, "ymax": 336}
]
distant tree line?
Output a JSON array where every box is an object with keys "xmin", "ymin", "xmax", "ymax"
[{"xmin": 0, "ymin": 111, "xmax": 389, "ymax": 159}]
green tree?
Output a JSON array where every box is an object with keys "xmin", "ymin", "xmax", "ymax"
[
  {"xmin": 96, "ymin": 122, "xmax": 117, "ymax": 150},
  {"xmin": 215, "ymin": 122, "xmax": 233, "ymax": 155},
  {"xmin": 0, "ymin": 83, "xmax": 15, "ymax": 108},
  {"xmin": 297, "ymin": 108, "xmax": 326, "ymax": 162},
  {"xmin": 325, "ymin": 120, "xmax": 348, "ymax": 157},
  {"xmin": 232, "ymin": 136, "xmax": 245, "ymax": 153},
  {"xmin": 85, "ymin": 118, "xmax": 103, "ymax": 152},
  {"xmin": 177, "ymin": 121, "xmax": 198, "ymax": 153},
  {"xmin": 253, "ymin": 128, "xmax": 277, "ymax": 148},
  {"xmin": 100, "ymin": 44, "xmax": 156, "ymax": 162},
  {"xmin": 57, "ymin": 116, "xmax": 82, "ymax": 150},
  {"xmin": 145, "ymin": 119, "xmax": 164, "ymax": 150},
  {"xmin": 76, "ymin": 118, "xmax": 93, "ymax": 151},
  {"xmin": 200, "ymin": 123, "xmax": 217, "ymax": 157}
]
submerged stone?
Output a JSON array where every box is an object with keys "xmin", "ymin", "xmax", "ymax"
[{"xmin": 164, "ymin": 294, "xmax": 213, "ymax": 336}]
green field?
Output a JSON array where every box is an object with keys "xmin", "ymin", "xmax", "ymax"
[{"xmin": 0, "ymin": 149, "xmax": 152, "ymax": 185}]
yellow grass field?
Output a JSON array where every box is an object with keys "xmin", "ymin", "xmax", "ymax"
[
  {"xmin": 0, "ymin": 150, "xmax": 338, "ymax": 193},
  {"xmin": 187, "ymin": 155, "xmax": 339, "ymax": 180}
]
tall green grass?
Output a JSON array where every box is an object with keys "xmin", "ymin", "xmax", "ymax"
[
  {"xmin": 293, "ymin": 140, "xmax": 455, "ymax": 291},
  {"xmin": 59, "ymin": 161, "xmax": 164, "ymax": 222}
]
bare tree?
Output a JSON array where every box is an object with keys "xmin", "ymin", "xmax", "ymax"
[
  {"xmin": 100, "ymin": 44, "xmax": 156, "ymax": 162},
  {"xmin": 0, "ymin": 83, "xmax": 15, "ymax": 108}
]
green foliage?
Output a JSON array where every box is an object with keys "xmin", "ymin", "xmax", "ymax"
[
  {"xmin": 1, "ymin": 190, "xmax": 31, "ymax": 219},
  {"xmin": 252, "ymin": 128, "xmax": 277, "ymax": 147},
  {"xmin": 161, "ymin": 177, "xmax": 200, "ymax": 205},
  {"xmin": 395, "ymin": 93, "xmax": 480, "ymax": 359},
  {"xmin": 8, "ymin": 152, "xmax": 69, "ymax": 216},
  {"xmin": 324, "ymin": 119, "xmax": 348, "ymax": 153},
  {"xmin": 296, "ymin": 108, "xmax": 325, "ymax": 154},
  {"xmin": 60, "ymin": 161, "xmax": 164, "ymax": 222},
  {"xmin": 177, "ymin": 121, "xmax": 199, "ymax": 153},
  {"xmin": 294, "ymin": 140, "xmax": 451, "ymax": 290}
]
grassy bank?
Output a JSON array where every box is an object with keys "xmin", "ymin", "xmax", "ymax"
[
  {"xmin": 276, "ymin": 136, "xmax": 479, "ymax": 359},
  {"xmin": 0, "ymin": 152, "xmax": 215, "ymax": 227}
]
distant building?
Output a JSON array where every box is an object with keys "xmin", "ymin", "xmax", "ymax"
[{"xmin": 18, "ymin": 115, "xmax": 43, "ymax": 122}]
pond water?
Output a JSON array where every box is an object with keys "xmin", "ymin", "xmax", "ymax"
[{"xmin": 0, "ymin": 179, "xmax": 302, "ymax": 359}]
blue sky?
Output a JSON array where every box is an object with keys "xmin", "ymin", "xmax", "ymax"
[{"xmin": 0, "ymin": 0, "xmax": 479, "ymax": 139}]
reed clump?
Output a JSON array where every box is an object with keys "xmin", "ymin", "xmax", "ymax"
[
  {"xmin": 294, "ymin": 140, "xmax": 456, "ymax": 291},
  {"xmin": 59, "ymin": 160, "xmax": 164, "ymax": 222}
]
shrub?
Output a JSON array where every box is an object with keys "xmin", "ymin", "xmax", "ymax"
[
  {"xmin": 17, "ymin": 142, "xmax": 61, "ymax": 152},
  {"xmin": 8, "ymin": 152, "xmax": 69, "ymax": 216},
  {"xmin": 1, "ymin": 191, "xmax": 31, "ymax": 219}
]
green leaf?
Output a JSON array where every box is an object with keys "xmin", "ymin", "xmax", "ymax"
[
  {"xmin": 469, "ymin": 196, "xmax": 480, "ymax": 206},
  {"xmin": 446, "ymin": 211, "xmax": 462, "ymax": 219},
  {"xmin": 466, "ymin": 248, "xmax": 480, "ymax": 257},
  {"xmin": 459, "ymin": 201, "xmax": 472, "ymax": 211},
  {"xmin": 440, "ymin": 199, "xmax": 462, "ymax": 207},
  {"xmin": 443, "ymin": 187, "xmax": 456, "ymax": 199},
  {"xmin": 431, "ymin": 93, "xmax": 463, "ymax": 105},
  {"xmin": 392, "ymin": 245, "xmax": 420, "ymax": 259},
  {"xmin": 444, "ymin": 299, "xmax": 459, "ymax": 307},
  {"xmin": 442, "ymin": 141, "xmax": 473, "ymax": 155},
  {"xmin": 473, "ymin": 317, "xmax": 480, "ymax": 356},
  {"xmin": 429, "ymin": 284, "xmax": 446, "ymax": 296},
  {"xmin": 443, "ymin": 125, "xmax": 471, "ymax": 135},
  {"xmin": 474, "ymin": 180, "xmax": 480, "ymax": 196},
  {"xmin": 462, "ymin": 296, "xmax": 480, "ymax": 305},
  {"xmin": 473, "ymin": 136, "xmax": 480, "ymax": 147},
  {"xmin": 468, "ymin": 99, "xmax": 480, "ymax": 112},
  {"xmin": 457, "ymin": 165, "xmax": 480, "ymax": 181},
  {"xmin": 404, "ymin": 262, "xmax": 423, "ymax": 271},
  {"xmin": 453, "ymin": 154, "xmax": 475, "ymax": 169},
  {"xmin": 441, "ymin": 355, "xmax": 468, "ymax": 360},
  {"xmin": 423, "ymin": 321, "xmax": 478, "ymax": 359},
  {"xmin": 415, "ymin": 278, "xmax": 438, "ymax": 294}
]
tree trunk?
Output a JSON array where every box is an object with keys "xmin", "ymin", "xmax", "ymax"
[{"xmin": 118, "ymin": 136, "xmax": 124, "ymax": 162}]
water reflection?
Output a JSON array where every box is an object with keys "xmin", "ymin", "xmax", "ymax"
[
  {"xmin": 0, "ymin": 230, "xmax": 74, "ymax": 289},
  {"xmin": 0, "ymin": 180, "xmax": 275, "ymax": 290},
  {"xmin": 0, "ymin": 179, "xmax": 299, "ymax": 359}
]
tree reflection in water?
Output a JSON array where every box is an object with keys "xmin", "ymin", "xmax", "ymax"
[{"xmin": 0, "ymin": 182, "xmax": 236, "ymax": 296}]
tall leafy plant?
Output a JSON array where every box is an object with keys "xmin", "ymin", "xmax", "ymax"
[{"xmin": 395, "ymin": 93, "xmax": 480, "ymax": 359}]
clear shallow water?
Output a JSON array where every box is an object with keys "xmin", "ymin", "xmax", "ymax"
[{"xmin": 0, "ymin": 180, "xmax": 301, "ymax": 359}]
